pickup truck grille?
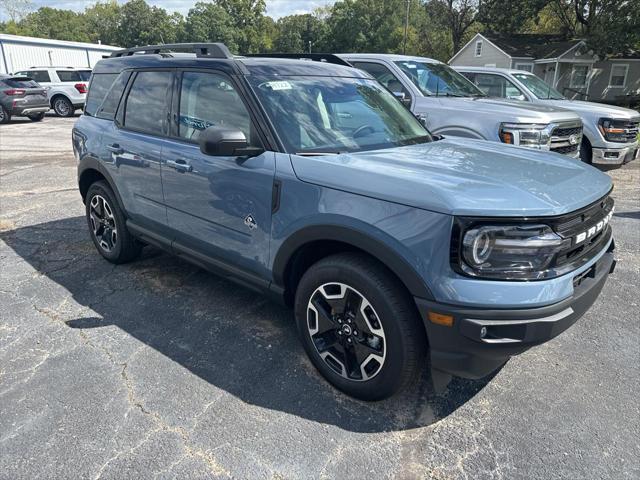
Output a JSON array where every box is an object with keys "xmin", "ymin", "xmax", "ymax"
[
  {"xmin": 607, "ymin": 117, "xmax": 640, "ymax": 142},
  {"xmin": 550, "ymin": 121, "xmax": 583, "ymax": 155},
  {"xmin": 551, "ymin": 194, "xmax": 614, "ymax": 270}
]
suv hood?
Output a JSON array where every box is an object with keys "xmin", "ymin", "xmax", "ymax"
[
  {"xmin": 423, "ymin": 97, "xmax": 580, "ymax": 123},
  {"xmin": 290, "ymin": 138, "xmax": 612, "ymax": 217},
  {"xmin": 540, "ymin": 99, "xmax": 639, "ymax": 119}
]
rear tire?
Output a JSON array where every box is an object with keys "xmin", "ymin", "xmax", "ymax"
[
  {"xmin": 28, "ymin": 112, "xmax": 45, "ymax": 122},
  {"xmin": 85, "ymin": 181, "xmax": 141, "ymax": 264},
  {"xmin": 0, "ymin": 105, "xmax": 10, "ymax": 124},
  {"xmin": 52, "ymin": 96, "xmax": 74, "ymax": 117},
  {"xmin": 294, "ymin": 253, "xmax": 426, "ymax": 400}
]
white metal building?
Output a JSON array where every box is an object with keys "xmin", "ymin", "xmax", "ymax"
[{"xmin": 0, "ymin": 34, "xmax": 120, "ymax": 74}]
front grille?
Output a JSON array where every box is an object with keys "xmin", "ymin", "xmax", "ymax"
[
  {"xmin": 551, "ymin": 194, "xmax": 614, "ymax": 270},
  {"xmin": 553, "ymin": 144, "xmax": 579, "ymax": 155},
  {"xmin": 550, "ymin": 121, "xmax": 583, "ymax": 155}
]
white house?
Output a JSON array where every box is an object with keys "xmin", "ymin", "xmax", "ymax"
[
  {"xmin": 449, "ymin": 32, "xmax": 640, "ymax": 106},
  {"xmin": 0, "ymin": 34, "xmax": 120, "ymax": 74}
]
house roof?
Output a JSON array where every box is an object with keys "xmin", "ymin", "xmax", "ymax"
[{"xmin": 481, "ymin": 33, "xmax": 583, "ymax": 60}]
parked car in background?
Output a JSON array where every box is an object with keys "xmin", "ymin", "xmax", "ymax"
[
  {"xmin": 74, "ymin": 43, "xmax": 616, "ymax": 400},
  {"xmin": 336, "ymin": 54, "xmax": 585, "ymax": 158},
  {"xmin": 0, "ymin": 74, "xmax": 49, "ymax": 123},
  {"xmin": 13, "ymin": 66, "xmax": 90, "ymax": 117},
  {"xmin": 455, "ymin": 67, "xmax": 640, "ymax": 166}
]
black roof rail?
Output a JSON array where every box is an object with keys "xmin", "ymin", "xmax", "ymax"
[
  {"xmin": 110, "ymin": 43, "xmax": 233, "ymax": 59},
  {"xmin": 245, "ymin": 53, "xmax": 353, "ymax": 67}
]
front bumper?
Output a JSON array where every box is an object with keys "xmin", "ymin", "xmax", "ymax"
[
  {"xmin": 592, "ymin": 143, "xmax": 639, "ymax": 165},
  {"xmin": 415, "ymin": 245, "xmax": 615, "ymax": 380}
]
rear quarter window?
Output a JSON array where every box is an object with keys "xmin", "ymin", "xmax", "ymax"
[
  {"xmin": 56, "ymin": 70, "xmax": 83, "ymax": 82},
  {"xmin": 84, "ymin": 73, "xmax": 118, "ymax": 117}
]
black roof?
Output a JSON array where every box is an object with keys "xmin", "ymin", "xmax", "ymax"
[{"xmin": 482, "ymin": 33, "xmax": 583, "ymax": 60}]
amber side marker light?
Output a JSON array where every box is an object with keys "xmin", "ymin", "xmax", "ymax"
[{"xmin": 428, "ymin": 311, "xmax": 454, "ymax": 327}]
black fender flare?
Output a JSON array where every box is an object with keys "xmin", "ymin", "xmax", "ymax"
[
  {"xmin": 77, "ymin": 157, "xmax": 126, "ymax": 214},
  {"xmin": 272, "ymin": 224, "xmax": 434, "ymax": 300}
]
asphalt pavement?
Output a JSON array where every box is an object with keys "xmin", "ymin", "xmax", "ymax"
[{"xmin": 0, "ymin": 115, "xmax": 638, "ymax": 479}]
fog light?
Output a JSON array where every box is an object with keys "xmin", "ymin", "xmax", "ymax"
[{"xmin": 479, "ymin": 326, "xmax": 488, "ymax": 338}]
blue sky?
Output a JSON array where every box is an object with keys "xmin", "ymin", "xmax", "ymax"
[{"xmin": 0, "ymin": 0, "xmax": 337, "ymax": 20}]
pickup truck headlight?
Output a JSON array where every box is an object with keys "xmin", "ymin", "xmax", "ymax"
[
  {"xmin": 597, "ymin": 118, "xmax": 629, "ymax": 143},
  {"xmin": 453, "ymin": 223, "xmax": 570, "ymax": 280},
  {"xmin": 499, "ymin": 123, "xmax": 553, "ymax": 150}
]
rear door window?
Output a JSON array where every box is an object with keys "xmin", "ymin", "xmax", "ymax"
[
  {"xmin": 56, "ymin": 70, "xmax": 83, "ymax": 82},
  {"xmin": 85, "ymin": 73, "xmax": 118, "ymax": 117},
  {"xmin": 123, "ymin": 71, "xmax": 173, "ymax": 135}
]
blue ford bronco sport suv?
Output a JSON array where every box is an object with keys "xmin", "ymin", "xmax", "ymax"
[{"xmin": 73, "ymin": 44, "xmax": 616, "ymax": 400}]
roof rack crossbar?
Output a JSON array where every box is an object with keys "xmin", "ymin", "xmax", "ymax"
[
  {"xmin": 245, "ymin": 53, "xmax": 352, "ymax": 67},
  {"xmin": 110, "ymin": 43, "xmax": 233, "ymax": 59}
]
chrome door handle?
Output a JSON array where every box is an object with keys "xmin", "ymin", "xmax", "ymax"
[
  {"xmin": 166, "ymin": 159, "xmax": 193, "ymax": 172},
  {"xmin": 106, "ymin": 144, "xmax": 124, "ymax": 154}
]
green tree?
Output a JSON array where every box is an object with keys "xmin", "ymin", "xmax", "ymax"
[
  {"xmin": 274, "ymin": 13, "xmax": 329, "ymax": 53},
  {"xmin": 19, "ymin": 7, "xmax": 89, "ymax": 42},
  {"xmin": 477, "ymin": 0, "xmax": 548, "ymax": 34},
  {"xmin": 549, "ymin": 0, "xmax": 640, "ymax": 55},
  {"xmin": 116, "ymin": 0, "xmax": 182, "ymax": 47},
  {"xmin": 326, "ymin": 0, "xmax": 408, "ymax": 53},
  {"xmin": 84, "ymin": 1, "xmax": 122, "ymax": 46},
  {"xmin": 182, "ymin": 1, "xmax": 237, "ymax": 51},
  {"xmin": 424, "ymin": 0, "xmax": 478, "ymax": 55},
  {"xmin": 216, "ymin": 0, "xmax": 267, "ymax": 53}
]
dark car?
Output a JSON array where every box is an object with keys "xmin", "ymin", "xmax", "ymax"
[{"xmin": 0, "ymin": 74, "xmax": 50, "ymax": 124}]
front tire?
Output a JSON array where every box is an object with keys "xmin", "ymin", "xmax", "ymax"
[
  {"xmin": 85, "ymin": 181, "xmax": 141, "ymax": 264},
  {"xmin": 580, "ymin": 137, "xmax": 593, "ymax": 164},
  {"xmin": 52, "ymin": 96, "xmax": 74, "ymax": 117},
  {"xmin": 294, "ymin": 253, "xmax": 426, "ymax": 400}
]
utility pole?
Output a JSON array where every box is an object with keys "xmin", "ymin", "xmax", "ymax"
[
  {"xmin": 403, "ymin": 0, "xmax": 410, "ymax": 55},
  {"xmin": 309, "ymin": 40, "xmax": 312, "ymax": 53}
]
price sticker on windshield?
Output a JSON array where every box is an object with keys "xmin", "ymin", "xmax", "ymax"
[{"xmin": 264, "ymin": 80, "xmax": 292, "ymax": 91}]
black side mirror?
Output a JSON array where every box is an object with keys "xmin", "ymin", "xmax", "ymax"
[{"xmin": 199, "ymin": 126, "xmax": 264, "ymax": 157}]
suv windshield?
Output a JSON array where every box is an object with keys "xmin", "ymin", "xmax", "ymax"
[
  {"xmin": 249, "ymin": 76, "xmax": 431, "ymax": 154},
  {"xmin": 395, "ymin": 61, "xmax": 485, "ymax": 97},
  {"xmin": 512, "ymin": 73, "xmax": 564, "ymax": 100}
]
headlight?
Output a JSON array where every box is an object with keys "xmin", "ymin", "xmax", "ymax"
[
  {"xmin": 454, "ymin": 223, "xmax": 570, "ymax": 280},
  {"xmin": 499, "ymin": 123, "xmax": 553, "ymax": 150},
  {"xmin": 598, "ymin": 118, "xmax": 628, "ymax": 143}
]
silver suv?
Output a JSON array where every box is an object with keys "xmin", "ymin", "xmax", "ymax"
[
  {"xmin": 454, "ymin": 67, "xmax": 639, "ymax": 166},
  {"xmin": 14, "ymin": 66, "xmax": 91, "ymax": 117},
  {"xmin": 338, "ymin": 54, "xmax": 585, "ymax": 158}
]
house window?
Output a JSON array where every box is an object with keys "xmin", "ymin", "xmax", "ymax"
[
  {"xmin": 475, "ymin": 40, "xmax": 483, "ymax": 57},
  {"xmin": 570, "ymin": 65, "xmax": 589, "ymax": 88},
  {"xmin": 608, "ymin": 64, "xmax": 628, "ymax": 88},
  {"xmin": 515, "ymin": 63, "xmax": 533, "ymax": 73}
]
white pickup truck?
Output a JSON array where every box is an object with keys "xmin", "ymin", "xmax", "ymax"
[
  {"xmin": 14, "ymin": 66, "xmax": 91, "ymax": 117},
  {"xmin": 455, "ymin": 66, "xmax": 640, "ymax": 166}
]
